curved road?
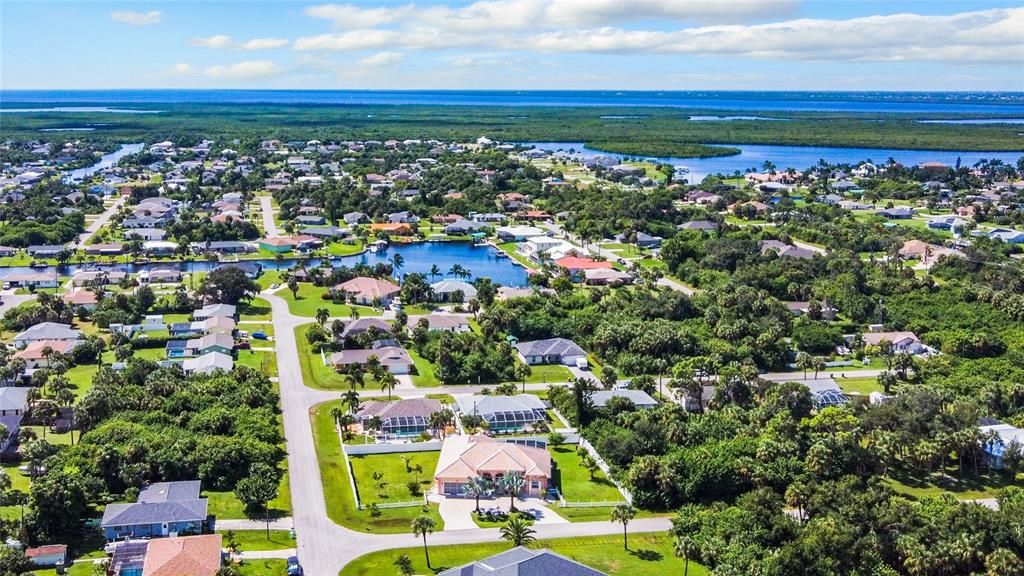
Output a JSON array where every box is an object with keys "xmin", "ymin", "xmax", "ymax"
[{"xmin": 265, "ymin": 291, "xmax": 671, "ymax": 575}]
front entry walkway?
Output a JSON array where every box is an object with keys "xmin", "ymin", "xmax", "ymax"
[{"xmin": 438, "ymin": 496, "xmax": 569, "ymax": 531}]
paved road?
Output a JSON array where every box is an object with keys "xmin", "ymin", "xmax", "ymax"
[
  {"xmin": 261, "ymin": 196, "xmax": 283, "ymax": 237},
  {"xmin": 265, "ymin": 291, "xmax": 672, "ymax": 575},
  {"xmin": 656, "ymin": 276, "xmax": 697, "ymax": 296},
  {"xmin": 761, "ymin": 369, "xmax": 884, "ymax": 381},
  {"xmin": 0, "ymin": 292, "xmax": 35, "ymax": 316},
  {"xmin": 77, "ymin": 194, "xmax": 127, "ymax": 245}
]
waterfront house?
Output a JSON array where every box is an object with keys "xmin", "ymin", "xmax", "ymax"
[
  {"xmin": 454, "ymin": 394, "xmax": 547, "ymax": 433},
  {"xmin": 143, "ymin": 241, "xmax": 178, "ymax": 256},
  {"xmin": 101, "ymin": 481, "xmax": 208, "ymax": 541},
  {"xmin": 495, "ymin": 225, "xmax": 546, "ymax": 242},
  {"xmin": 26, "ymin": 245, "xmax": 65, "ymax": 258},
  {"xmin": 444, "ymin": 219, "xmax": 489, "ymax": 235},
  {"xmin": 0, "ymin": 246, "xmax": 16, "ymax": 257},
  {"xmin": 333, "ymin": 277, "xmax": 400, "ymax": 306},
  {"xmin": 258, "ymin": 237, "xmax": 294, "ymax": 253},
  {"xmin": 3, "ymin": 271, "xmax": 58, "ymax": 289},
  {"xmin": 515, "ymin": 338, "xmax": 587, "ymax": 366},
  {"xmin": 138, "ymin": 268, "xmax": 182, "ymax": 284},
  {"xmin": 191, "ymin": 240, "xmax": 255, "ymax": 254},
  {"xmin": 301, "ymin": 225, "xmax": 349, "ymax": 239},
  {"xmin": 434, "ymin": 435, "xmax": 551, "ymax": 497},
  {"xmin": 430, "ymin": 279, "xmax": 477, "ymax": 302},
  {"xmin": 84, "ymin": 243, "xmax": 125, "ymax": 256},
  {"xmin": 555, "ymin": 256, "xmax": 613, "ymax": 280},
  {"xmin": 214, "ymin": 262, "xmax": 263, "ymax": 278},
  {"xmin": 369, "ymin": 222, "xmax": 413, "ymax": 235}
]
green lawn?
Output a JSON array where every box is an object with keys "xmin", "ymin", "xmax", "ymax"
[
  {"xmin": 238, "ymin": 559, "xmax": 287, "ymax": 576},
  {"xmin": 522, "ymin": 363, "xmax": 573, "ymax": 384},
  {"xmin": 549, "ymin": 446, "xmax": 624, "ymax": 504},
  {"xmin": 204, "ymin": 471, "xmax": 292, "ymax": 520},
  {"xmin": 496, "ymin": 242, "xmax": 539, "ymax": 270},
  {"xmin": 882, "ymin": 468, "xmax": 1024, "ymax": 500},
  {"xmin": 66, "ymin": 362, "xmax": 100, "ymax": 401},
  {"xmin": 409, "ymin": 349, "xmax": 441, "ymax": 387},
  {"xmin": 220, "ymin": 530, "xmax": 295, "ymax": 552},
  {"xmin": 237, "ymin": 349, "xmax": 278, "ymax": 377},
  {"xmin": 241, "ymin": 322, "xmax": 275, "ymax": 339},
  {"xmin": 837, "ymin": 377, "xmax": 883, "ymax": 395},
  {"xmin": 349, "ymin": 452, "xmax": 439, "ymax": 504},
  {"xmin": 339, "ymin": 533, "xmax": 708, "ymax": 576},
  {"xmin": 281, "ymin": 283, "xmax": 381, "ymax": 318},
  {"xmin": 241, "ymin": 298, "xmax": 273, "ymax": 320},
  {"xmin": 297, "ymin": 325, "xmax": 362, "ymax": 390},
  {"xmin": 311, "ymin": 400, "xmax": 444, "ymax": 533},
  {"xmin": 325, "ymin": 241, "xmax": 365, "ymax": 256}
]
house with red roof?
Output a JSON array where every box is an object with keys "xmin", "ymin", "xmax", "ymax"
[
  {"xmin": 555, "ymin": 256, "xmax": 613, "ymax": 281},
  {"xmin": 333, "ymin": 277, "xmax": 401, "ymax": 306}
]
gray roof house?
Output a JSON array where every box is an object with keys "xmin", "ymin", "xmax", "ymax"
[
  {"xmin": 591, "ymin": 389, "xmax": 659, "ymax": 409},
  {"xmin": 13, "ymin": 322, "xmax": 82, "ymax": 349},
  {"xmin": 454, "ymin": 394, "xmax": 547, "ymax": 432},
  {"xmin": 431, "ymin": 279, "xmax": 478, "ymax": 302},
  {"xmin": 515, "ymin": 338, "xmax": 587, "ymax": 366},
  {"xmin": 181, "ymin": 352, "xmax": 234, "ymax": 375},
  {"xmin": 101, "ymin": 480, "xmax": 208, "ymax": 541},
  {"xmin": 438, "ymin": 547, "xmax": 606, "ymax": 576}
]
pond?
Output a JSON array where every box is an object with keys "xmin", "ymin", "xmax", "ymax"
[
  {"xmin": 0, "ymin": 241, "xmax": 532, "ymax": 287},
  {"xmin": 66, "ymin": 142, "xmax": 144, "ymax": 182},
  {"xmin": 525, "ymin": 141, "xmax": 1024, "ymax": 183}
]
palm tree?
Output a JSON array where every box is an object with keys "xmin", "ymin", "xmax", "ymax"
[
  {"xmin": 391, "ymin": 253, "xmax": 404, "ymax": 274},
  {"xmin": 500, "ymin": 517, "xmax": 537, "ymax": 547},
  {"xmin": 811, "ymin": 356, "xmax": 827, "ymax": 380},
  {"xmin": 287, "ymin": 277, "xmax": 299, "ymax": 299},
  {"xmin": 393, "ymin": 554, "xmax": 414, "ymax": 576},
  {"xmin": 429, "ymin": 264, "xmax": 440, "ymax": 282},
  {"xmin": 379, "ymin": 371, "xmax": 398, "ymax": 401},
  {"xmin": 329, "ymin": 406, "xmax": 345, "ymax": 428},
  {"xmin": 499, "ymin": 471, "xmax": 525, "ymax": 512},
  {"xmin": 674, "ymin": 534, "xmax": 698, "ymax": 576},
  {"xmin": 372, "ymin": 471, "xmax": 385, "ymax": 497},
  {"xmin": 316, "ymin": 308, "xmax": 330, "ymax": 326},
  {"xmin": 795, "ymin": 351, "xmax": 811, "ymax": 380},
  {"xmin": 579, "ymin": 453, "xmax": 599, "ymax": 480},
  {"xmin": 514, "ymin": 362, "xmax": 532, "ymax": 394},
  {"xmin": 343, "ymin": 389, "xmax": 361, "ymax": 414},
  {"xmin": 463, "ymin": 476, "xmax": 491, "ymax": 513},
  {"xmin": 610, "ymin": 503, "xmax": 636, "ymax": 550},
  {"xmin": 411, "ymin": 515, "xmax": 437, "ymax": 569}
]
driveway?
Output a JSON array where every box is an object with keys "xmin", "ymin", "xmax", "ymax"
[
  {"xmin": 0, "ymin": 291, "xmax": 35, "ymax": 315},
  {"xmin": 438, "ymin": 497, "xmax": 479, "ymax": 531}
]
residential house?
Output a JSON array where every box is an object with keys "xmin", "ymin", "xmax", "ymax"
[
  {"xmin": 14, "ymin": 339, "xmax": 81, "ymax": 369},
  {"xmin": 84, "ymin": 243, "xmax": 125, "ymax": 256},
  {"xmin": 258, "ymin": 237, "xmax": 294, "ymax": 253},
  {"xmin": 181, "ymin": 352, "xmax": 234, "ymax": 375},
  {"xmin": 495, "ymin": 226, "xmax": 546, "ymax": 242},
  {"xmin": 343, "ymin": 212, "xmax": 368, "ymax": 225},
  {"xmin": 301, "ymin": 225, "xmax": 349, "ymax": 239},
  {"xmin": 331, "ymin": 347, "xmax": 413, "ymax": 374},
  {"xmin": 677, "ymin": 220, "xmax": 718, "ymax": 232},
  {"xmin": 783, "ymin": 301, "xmax": 838, "ymax": 321},
  {"xmin": 760, "ymin": 240, "xmax": 816, "ymax": 260},
  {"xmin": 878, "ymin": 207, "xmax": 914, "ymax": 219},
  {"xmin": 980, "ymin": 421, "xmax": 1024, "ymax": 470},
  {"xmin": 339, "ymin": 318, "xmax": 393, "ymax": 340},
  {"xmin": 143, "ymin": 241, "xmax": 178, "ymax": 256},
  {"xmin": 437, "ymin": 547, "xmax": 606, "ymax": 576},
  {"xmin": 101, "ymin": 481, "xmax": 208, "ymax": 541},
  {"xmin": 124, "ymin": 228, "xmax": 168, "ymax": 241},
  {"xmin": 0, "ymin": 246, "xmax": 17, "ymax": 257},
  {"xmin": 24, "ymin": 545, "xmax": 68, "ymax": 568},
  {"xmin": 859, "ymin": 331, "xmax": 925, "ymax": 354},
  {"xmin": 409, "ymin": 314, "xmax": 471, "ymax": 333},
  {"xmin": 184, "ymin": 333, "xmax": 235, "ymax": 357},
  {"xmin": 192, "ymin": 241, "xmax": 255, "ymax": 254},
  {"xmin": 71, "ymin": 270, "xmax": 127, "ymax": 286},
  {"xmin": 193, "ymin": 303, "xmax": 237, "ymax": 320},
  {"xmin": 434, "ymin": 435, "xmax": 551, "ymax": 496},
  {"xmin": 369, "ymin": 222, "xmax": 413, "ymax": 235},
  {"xmin": 515, "ymin": 338, "xmax": 587, "ymax": 366},
  {"xmin": 0, "ymin": 387, "xmax": 30, "ymax": 452},
  {"xmin": 296, "ymin": 214, "xmax": 326, "ymax": 226},
  {"xmin": 356, "ymin": 398, "xmax": 444, "ymax": 437},
  {"xmin": 591, "ymin": 389, "xmax": 658, "ymax": 409},
  {"xmin": 555, "ymin": 256, "xmax": 613, "ymax": 280},
  {"xmin": 3, "ymin": 271, "xmax": 58, "ymax": 289},
  {"xmin": 138, "ymin": 268, "xmax": 182, "ymax": 284},
  {"xmin": 454, "ymin": 394, "xmax": 547, "ymax": 433},
  {"xmin": 444, "ymin": 219, "xmax": 489, "ymax": 235},
  {"xmin": 583, "ymin": 268, "xmax": 633, "ymax": 286},
  {"xmin": 214, "ymin": 262, "xmax": 262, "ymax": 279},
  {"xmin": 142, "ymin": 534, "xmax": 223, "ymax": 576},
  {"xmin": 62, "ymin": 289, "xmax": 99, "ymax": 310},
  {"xmin": 431, "ymin": 279, "xmax": 477, "ymax": 302},
  {"xmin": 26, "ymin": 245, "xmax": 66, "ymax": 258},
  {"xmin": 334, "ymin": 277, "xmax": 400, "ymax": 306},
  {"xmin": 13, "ymin": 322, "xmax": 82, "ymax": 349}
]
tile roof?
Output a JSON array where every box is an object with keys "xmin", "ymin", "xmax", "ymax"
[
  {"xmin": 438, "ymin": 547, "xmax": 606, "ymax": 576},
  {"xmin": 435, "ymin": 436, "xmax": 552, "ymax": 482},
  {"xmin": 142, "ymin": 534, "xmax": 222, "ymax": 576}
]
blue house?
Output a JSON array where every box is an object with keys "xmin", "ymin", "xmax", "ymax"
[
  {"xmin": 101, "ymin": 481, "xmax": 208, "ymax": 541},
  {"xmin": 980, "ymin": 422, "xmax": 1024, "ymax": 470}
]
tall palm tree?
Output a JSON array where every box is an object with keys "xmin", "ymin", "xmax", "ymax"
[
  {"xmin": 411, "ymin": 515, "xmax": 437, "ymax": 569},
  {"xmin": 329, "ymin": 406, "xmax": 344, "ymax": 428},
  {"xmin": 463, "ymin": 476, "xmax": 491, "ymax": 513},
  {"xmin": 391, "ymin": 253, "xmax": 404, "ymax": 274},
  {"xmin": 316, "ymin": 308, "xmax": 330, "ymax": 326},
  {"xmin": 379, "ymin": 371, "xmax": 398, "ymax": 401},
  {"xmin": 500, "ymin": 517, "xmax": 536, "ymax": 547},
  {"xmin": 610, "ymin": 503, "xmax": 636, "ymax": 550},
  {"xmin": 811, "ymin": 356, "xmax": 826, "ymax": 380},
  {"xmin": 429, "ymin": 264, "xmax": 440, "ymax": 282},
  {"xmin": 795, "ymin": 351, "xmax": 811, "ymax": 380},
  {"xmin": 343, "ymin": 389, "xmax": 361, "ymax": 414},
  {"xmin": 499, "ymin": 472, "xmax": 525, "ymax": 512}
]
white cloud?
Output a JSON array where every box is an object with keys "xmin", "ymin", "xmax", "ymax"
[
  {"xmin": 190, "ymin": 35, "xmax": 289, "ymax": 51},
  {"xmin": 203, "ymin": 60, "xmax": 280, "ymax": 80},
  {"xmin": 169, "ymin": 63, "xmax": 194, "ymax": 75},
  {"xmin": 110, "ymin": 10, "xmax": 162, "ymax": 26},
  {"xmin": 304, "ymin": 4, "xmax": 412, "ymax": 29},
  {"xmin": 359, "ymin": 51, "xmax": 403, "ymax": 67}
]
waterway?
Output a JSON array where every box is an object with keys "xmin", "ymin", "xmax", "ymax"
[
  {"xmin": 66, "ymin": 142, "xmax": 144, "ymax": 182},
  {"xmin": 526, "ymin": 141, "xmax": 1024, "ymax": 183},
  {"xmin": 0, "ymin": 242, "xmax": 531, "ymax": 287}
]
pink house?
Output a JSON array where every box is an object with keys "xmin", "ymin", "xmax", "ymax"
[
  {"xmin": 333, "ymin": 277, "xmax": 400, "ymax": 306},
  {"xmin": 433, "ymin": 436, "xmax": 551, "ymax": 497}
]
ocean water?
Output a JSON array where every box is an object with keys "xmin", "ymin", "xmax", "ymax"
[{"xmin": 2, "ymin": 90, "xmax": 1023, "ymax": 114}]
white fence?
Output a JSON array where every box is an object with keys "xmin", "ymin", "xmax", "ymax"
[
  {"xmin": 577, "ymin": 437, "xmax": 633, "ymax": 504},
  {"xmin": 345, "ymin": 441, "xmax": 443, "ymax": 455},
  {"xmin": 560, "ymin": 500, "xmax": 625, "ymax": 508}
]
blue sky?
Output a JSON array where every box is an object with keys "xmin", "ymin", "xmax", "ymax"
[{"xmin": 2, "ymin": 0, "xmax": 1023, "ymax": 90}]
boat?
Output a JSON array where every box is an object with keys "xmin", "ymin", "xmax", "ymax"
[
  {"xmin": 369, "ymin": 245, "xmax": 377, "ymax": 253},
  {"xmin": 492, "ymin": 250, "xmax": 508, "ymax": 258},
  {"xmin": 30, "ymin": 261, "xmax": 48, "ymax": 268}
]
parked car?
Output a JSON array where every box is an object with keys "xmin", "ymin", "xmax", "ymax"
[
  {"xmin": 236, "ymin": 341, "xmax": 251, "ymax": 350},
  {"xmin": 252, "ymin": 331, "xmax": 268, "ymax": 340},
  {"xmin": 287, "ymin": 556, "xmax": 303, "ymax": 576}
]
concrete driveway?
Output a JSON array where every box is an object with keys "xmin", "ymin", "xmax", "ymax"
[{"xmin": 438, "ymin": 496, "xmax": 479, "ymax": 531}]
